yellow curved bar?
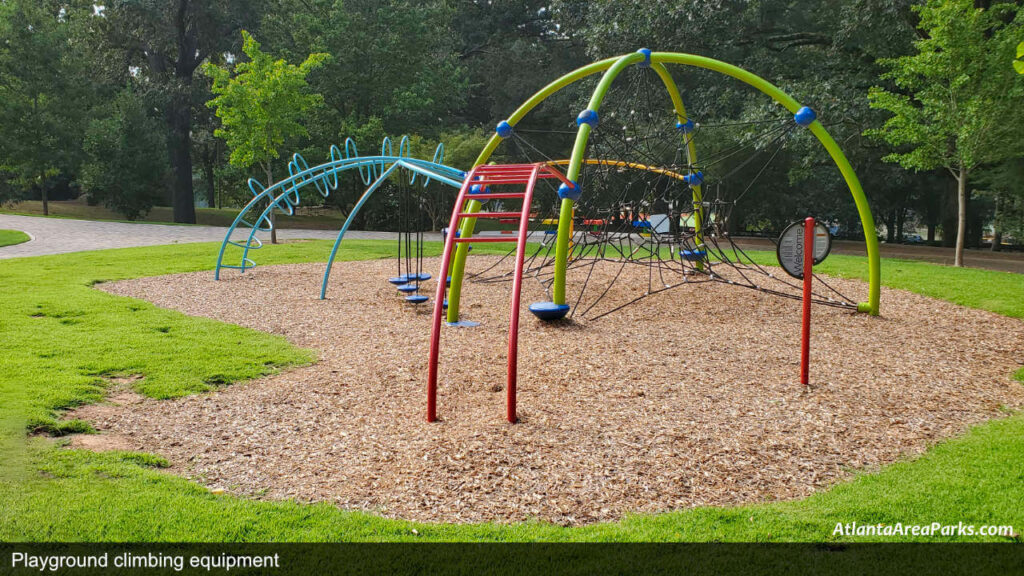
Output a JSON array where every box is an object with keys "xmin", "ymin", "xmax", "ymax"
[
  {"xmin": 651, "ymin": 52, "xmax": 879, "ymax": 314},
  {"xmin": 650, "ymin": 63, "xmax": 704, "ymax": 270},
  {"xmin": 545, "ymin": 158, "xmax": 689, "ymax": 181}
]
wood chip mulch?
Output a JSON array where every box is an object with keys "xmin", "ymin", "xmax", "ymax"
[{"xmin": 78, "ymin": 257, "xmax": 1024, "ymax": 525}]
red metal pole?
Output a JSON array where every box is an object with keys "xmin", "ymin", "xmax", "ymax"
[
  {"xmin": 506, "ymin": 164, "xmax": 542, "ymax": 424},
  {"xmin": 800, "ymin": 216, "xmax": 814, "ymax": 386},
  {"xmin": 427, "ymin": 168, "xmax": 479, "ymax": 422}
]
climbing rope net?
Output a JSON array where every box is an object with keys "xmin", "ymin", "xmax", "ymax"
[{"xmin": 467, "ymin": 65, "xmax": 859, "ymax": 320}]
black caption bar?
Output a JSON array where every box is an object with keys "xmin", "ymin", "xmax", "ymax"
[{"xmin": 1, "ymin": 543, "xmax": 1022, "ymax": 575}]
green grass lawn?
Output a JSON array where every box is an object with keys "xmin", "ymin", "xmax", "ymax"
[
  {"xmin": 0, "ymin": 229, "xmax": 30, "ymax": 248},
  {"xmin": 1, "ymin": 240, "xmax": 1022, "ymax": 542}
]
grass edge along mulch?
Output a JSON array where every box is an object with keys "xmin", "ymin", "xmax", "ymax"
[{"xmin": 1, "ymin": 239, "xmax": 1022, "ymax": 542}]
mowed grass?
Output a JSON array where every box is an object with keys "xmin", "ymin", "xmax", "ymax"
[
  {"xmin": 1, "ymin": 240, "xmax": 1022, "ymax": 541},
  {"xmin": 0, "ymin": 229, "xmax": 30, "ymax": 248}
]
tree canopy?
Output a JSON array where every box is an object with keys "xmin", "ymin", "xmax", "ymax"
[
  {"xmin": 866, "ymin": 0, "xmax": 1024, "ymax": 264},
  {"xmin": 0, "ymin": 0, "xmax": 1022, "ymax": 255}
]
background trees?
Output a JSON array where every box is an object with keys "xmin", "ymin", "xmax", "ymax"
[
  {"xmin": 94, "ymin": 0, "xmax": 264, "ymax": 223},
  {"xmin": 80, "ymin": 88, "xmax": 169, "ymax": 219},
  {"xmin": 0, "ymin": 0, "xmax": 89, "ymax": 214},
  {"xmin": 0, "ymin": 0, "xmax": 1021, "ymax": 258},
  {"xmin": 867, "ymin": 0, "xmax": 1024, "ymax": 265},
  {"xmin": 203, "ymin": 30, "xmax": 329, "ymax": 243}
]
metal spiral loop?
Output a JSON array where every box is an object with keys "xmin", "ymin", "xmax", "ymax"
[{"xmin": 344, "ymin": 138, "xmax": 371, "ymax": 185}]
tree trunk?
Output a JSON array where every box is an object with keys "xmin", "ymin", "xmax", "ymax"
[
  {"xmin": 990, "ymin": 192, "xmax": 1002, "ymax": 252},
  {"xmin": 167, "ymin": 88, "xmax": 196, "ymax": 224},
  {"xmin": 265, "ymin": 164, "xmax": 278, "ymax": 245},
  {"xmin": 954, "ymin": 167, "xmax": 967, "ymax": 267},
  {"xmin": 202, "ymin": 150, "xmax": 216, "ymax": 212},
  {"xmin": 927, "ymin": 224, "xmax": 935, "ymax": 243},
  {"xmin": 40, "ymin": 173, "xmax": 48, "ymax": 216}
]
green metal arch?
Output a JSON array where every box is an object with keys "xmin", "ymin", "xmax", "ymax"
[{"xmin": 447, "ymin": 52, "xmax": 881, "ymax": 320}]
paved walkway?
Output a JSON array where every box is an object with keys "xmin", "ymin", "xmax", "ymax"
[
  {"xmin": 0, "ymin": 214, "xmax": 410, "ymax": 260},
  {"xmin": 2, "ymin": 214, "xmax": 1022, "ymax": 273}
]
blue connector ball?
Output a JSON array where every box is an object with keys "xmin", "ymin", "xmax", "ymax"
[
  {"xmin": 558, "ymin": 181, "xmax": 581, "ymax": 202},
  {"xmin": 683, "ymin": 171, "xmax": 704, "ymax": 186},
  {"xmin": 794, "ymin": 106, "xmax": 817, "ymax": 126},
  {"xmin": 637, "ymin": 48, "xmax": 652, "ymax": 67},
  {"xmin": 676, "ymin": 119, "xmax": 695, "ymax": 133},
  {"xmin": 469, "ymin": 184, "xmax": 489, "ymax": 195},
  {"xmin": 576, "ymin": 109, "xmax": 599, "ymax": 127},
  {"xmin": 496, "ymin": 120, "xmax": 513, "ymax": 138}
]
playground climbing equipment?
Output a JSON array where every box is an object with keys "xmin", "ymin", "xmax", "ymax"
[
  {"xmin": 428, "ymin": 50, "xmax": 881, "ymax": 423},
  {"xmin": 213, "ymin": 135, "xmax": 465, "ymax": 299},
  {"xmin": 427, "ymin": 162, "xmax": 576, "ymax": 423},
  {"xmin": 444, "ymin": 50, "xmax": 880, "ymax": 329}
]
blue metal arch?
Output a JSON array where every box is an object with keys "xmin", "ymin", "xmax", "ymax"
[{"xmin": 215, "ymin": 136, "xmax": 466, "ymax": 299}]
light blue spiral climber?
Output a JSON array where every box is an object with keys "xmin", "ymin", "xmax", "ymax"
[{"xmin": 214, "ymin": 136, "xmax": 466, "ymax": 299}]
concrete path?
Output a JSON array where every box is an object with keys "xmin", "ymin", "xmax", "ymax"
[{"xmin": 0, "ymin": 214, "xmax": 410, "ymax": 260}]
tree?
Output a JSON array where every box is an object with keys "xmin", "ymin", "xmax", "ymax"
[
  {"xmin": 976, "ymin": 158, "xmax": 1024, "ymax": 250},
  {"xmin": 866, "ymin": 0, "xmax": 1024, "ymax": 266},
  {"xmin": 0, "ymin": 0, "xmax": 87, "ymax": 214},
  {"xmin": 550, "ymin": 0, "xmax": 925, "ymax": 240},
  {"xmin": 81, "ymin": 88, "xmax": 169, "ymax": 219},
  {"xmin": 1016, "ymin": 42, "xmax": 1024, "ymax": 73},
  {"xmin": 259, "ymin": 0, "xmax": 468, "ymax": 141},
  {"xmin": 203, "ymin": 31, "xmax": 328, "ymax": 243},
  {"xmin": 96, "ymin": 0, "xmax": 264, "ymax": 223}
]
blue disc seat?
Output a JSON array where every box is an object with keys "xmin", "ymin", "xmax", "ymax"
[{"xmin": 528, "ymin": 302, "xmax": 570, "ymax": 321}]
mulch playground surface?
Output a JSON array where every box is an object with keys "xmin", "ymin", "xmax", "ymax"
[{"xmin": 75, "ymin": 257, "xmax": 1024, "ymax": 525}]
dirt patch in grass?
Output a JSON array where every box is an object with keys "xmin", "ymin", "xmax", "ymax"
[
  {"xmin": 87, "ymin": 258, "xmax": 1024, "ymax": 525},
  {"xmin": 64, "ymin": 433, "xmax": 136, "ymax": 452},
  {"xmin": 63, "ymin": 385, "xmax": 147, "ymax": 437}
]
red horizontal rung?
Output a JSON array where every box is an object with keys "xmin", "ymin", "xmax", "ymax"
[
  {"xmin": 470, "ymin": 178, "xmax": 531, "ymax": 185},
  {"xmin": 475, "ymin": 168, "xmax": 535, "ymax": 175},
  {"xmin": 453, "ymin": 236, "xmax": 519, "ymax": 243},
  {"xmin": 466, "ymin": 193, "xmax": 526, "ymax": 200},
  {"xmin": 475, "ymin": 163, "xmax": 536, "ymax": 172},
  {"xmin": 457, "ymin": 211, "xmax": 524, "ymax": 219}
]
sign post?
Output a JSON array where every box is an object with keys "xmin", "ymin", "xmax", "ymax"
[
  {"xmin": 777, "ymin": 217, "xmax": 831, "ymax": 386},
  {"xmin": 800, "ymin": 217, "xmax": 814, "ymax": 386}
]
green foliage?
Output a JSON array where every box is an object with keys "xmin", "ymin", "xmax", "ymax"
[
  {"xmin": 80, "ymin": 89, "xmax": 170, "ymax": 219},
  {"xmin": 555, "ymin": 0, "xmax": 926, "ymax": 239},
  {"xmin": 1, "ymin": 242, "xmax": 1023, "ymax": 541},
  {"xmin": 94, "ymin": 0, "xmax": 269, "ymax": 223},
  {"xmin": 2, "ymin": 0, "xmax": 1024, "ymax": 244},
  {"xmin": 259, "ymin": 0, "xmax": 468, "ymax": 139},
  {"xmin": 1015, "ymin": 41, "xmax": 1024, "ymax": 74},
  {"xmin": 0, "ymin": 0, "xmax": 88, "ymax": 204},
  {"xmin": 203, "ymin": 31, "xmax": 329, "ymax": 177},
  {"xmin": 866, "ymin": 0, "xmax": 1024, "ymax": 173},
  {"xmin": 975, "ymin": 158, "xmax": 1024, "ymax": 242}
]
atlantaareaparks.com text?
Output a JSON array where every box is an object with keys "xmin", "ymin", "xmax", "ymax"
[{"xmin": 833, "ymin": 522, "xmax": 1015, "ymax": 538}]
